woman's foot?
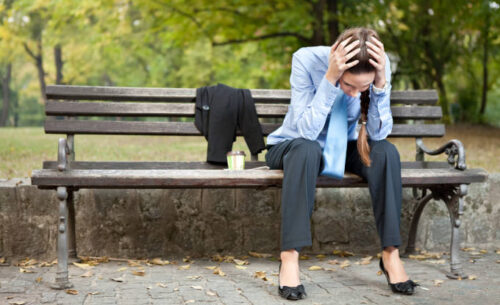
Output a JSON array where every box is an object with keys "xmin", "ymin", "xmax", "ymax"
[
  {"xmin": 279, "ymin": 249, "xmax": 301, "ymax": 287},
  {"xmin": 381, "ymin": 246, "xmax": 409, "ymax": 283}
]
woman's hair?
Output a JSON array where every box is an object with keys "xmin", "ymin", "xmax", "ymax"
[{"xmin": 334, "ymin": 27, "xmax": 381, "ymax": 167}]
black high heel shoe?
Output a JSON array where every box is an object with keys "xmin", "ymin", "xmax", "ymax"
[
  {"xmin": 278, "ymin": 261, "xmax": 307, "ymax": 300},
  {"xmin": 379, "ymin": 258, "xmax": 418, "ymax": 295}
]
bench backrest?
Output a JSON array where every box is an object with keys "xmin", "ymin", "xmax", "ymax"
[{"xmin": 45, "ymin": 85, "xmax": 443, "ymax": 139}]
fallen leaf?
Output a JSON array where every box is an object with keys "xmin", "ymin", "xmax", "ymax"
[
  {"xmin": 461, "ymin": 247, "xmax": 476, "ymax": 252},
  {"xmin": 72, "ymin": 262, "xmax": 93, "ymax": 270},
  {"xmin": 186, "ymin": 275, "xmax": 202, "ymax": 280},
  {"xmin": 324, "ymin": 267, "xmax": 336, "ymax": 272},
  {"xmin": 211, "ymin": 254, "xmax": 224, "ymax": 262},
  {"xmin": 183, "ymin": 256, "xmax": 193, "ymax": 263},
  {"xmin": 80, "ymin": 271, "xmax": 93, "ymax": 278},
  {"xmin": 18, "ymin": 258, "xmax": 37, "ymax": 267},
  {"xmin": 35, "ymin": 277, "xmax": 42, "ymax": 283},
  {"xmin": 332, "ymin": 250, "xmax": 354, "ymax": 257},
  {"xmin": 479, "ymin": 250, "xmax": 488, "ymax": 254},
  {"xmin": 497, "ymin": 260, "xmax": 500, "ymax": 264},
  {"xmin": 426, "ymin": 259, "xmax": 446, "ymax": 265},
  {"xmin": 359, "ymin": 256, "xmax": 373, "ymax": 265},
  {"xmin": 377, "ymin": 270, "xmax": 383, "ymax": 276},
  {"xmin": 340, "ymin": 260, "xmax": 351, "ymax": 269},
  {"xmin": 8, "ymin": 301, "xmax": 26, "ymax": 305},
  {"xmin": 127, "ymin": 260, "xmax": 142, "ymax": 267},
  {"xmin": 156, "ymin": 283, "xmax": 168, "ymax": 288},
  {"xmin": 299, "ymin": 255, "xmax": 310, "ymax": 260},
  {"xmin": 248, "ymin": 251, "xmax": 272, "ymax": 258},
  {"xmin": 433, "ymin": 279, "xmax": 444, "ymax": 287},
  {"xmin": 65, "ymin": 289, "xmax": 79, "ymax": 295},
  {"xmin": 178, "ymin": 264, "xmax": 191, "ymax": 270},
  {"xmin": 316, "ymin": 254, "xmax": 326, "ymax": 259},
  {"xmin": 468, "ymin": 275, "xmax": 478, "ymax": 280},
  {"xmin": 38, "ymin": 259, "xmax": 57, "ymax": 267},
  {"xmin": 495, "ymin": 249, "xmax": 500, "ymax": 255},
  {"xmin": 0, "ymin": 257, "xmax": 5, "ymax": 264},
  {"xmin": 254, "ymin": 271, "xmax": 268, "ymax": 281},
  {"xmin": 206, "ymin": 290, "xmax": 217, "ymax": 296},
  {"xmin": 235, "ymin": 265, "xmax": 247, "ymax": 270},
  {"xmin": 131, "ymin": 270, "xmax": 145, "ymax": 276},
  {"xmin": 185, "ymin": 300, "xmax": 195, "ymax": 304},
  {"xmin": 205, "ymin": 266, "xmax": 217, "ymax": 270},
  {"xmin": 117, "ymin": 267, "xmax": 128, "ymax": 272},
  {"xmin": 191, "ymin": 285, "xmax": 203, "ymax": 290},
  {"xmin": 213, "ymin": 267, "xmax": 226, "ymax": 276},
  {"xmin": 150, "ymin": 258, "xmax": 170, "ymax": 266},
  {"xmin": 233, "ymin": 259, "xmax": 248, "ymax": 266},
  {"xmin": 19, "ymin": 268, "xmax": 35, "ymax": 273},
  {"xmin": 88, "ymin": 292, "xmax": 99, "ymax": 295},
  {"xmin": 308, "ymin": 265, "xmax": 323, "ymax": 271},
  {"xmin": 174, "ymin": 287, "xmax": 179, "ymax": 291},
  {"xmin": 111, "ymin": 277, "xmax": 125, "ymax": 282},
  {"xmin": 328, "ymin": 259, "xmax": 339, "ymax": 265}
]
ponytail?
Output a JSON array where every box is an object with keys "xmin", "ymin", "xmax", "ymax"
[{"xmin": 357, "ymin": 89, "xmax": 371, "ymax": 167}]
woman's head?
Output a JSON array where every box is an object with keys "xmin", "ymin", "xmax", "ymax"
[{"xmin": 334, "ymin": 27, "xmax": 380, "ymax": 97}]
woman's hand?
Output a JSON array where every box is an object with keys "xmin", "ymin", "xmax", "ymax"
[
  {"xmin": 325, "ymin": 37, "xmax": 361, "ymax": 85},
  {"xmin": 366, "ymin": 37, "xmax": 386, "ymax": 88}
]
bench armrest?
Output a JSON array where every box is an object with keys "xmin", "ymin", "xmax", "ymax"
[
  {"xmin": 58, "ymin": 138, "xmax": 69, "ymax": 171},
  {"xmin": 416, "ymin": 138, "xmax": 466, "ymax": 170}
]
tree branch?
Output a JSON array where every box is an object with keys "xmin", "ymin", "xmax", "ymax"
[
  {"xmin": 23, "ymin": 42, "xmax": 38, "ymax": 60},
  {"xmin": 212, "ymin": 32, "xmax": 311, "ymax": 46}
]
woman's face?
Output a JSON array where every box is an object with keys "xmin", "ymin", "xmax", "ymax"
[{"xmin": 339, "ymin": 71, "xmax": 375, "ymax": 97}]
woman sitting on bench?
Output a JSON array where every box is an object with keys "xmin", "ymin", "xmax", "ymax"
[{"xmin": 265, "ymin": 27, "xmax": 418, "ymax": 300}]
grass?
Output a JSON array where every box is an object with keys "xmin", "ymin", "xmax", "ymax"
[{"xmin": 0, "ymin": 125, "xmax": 498, "ymax": 179}]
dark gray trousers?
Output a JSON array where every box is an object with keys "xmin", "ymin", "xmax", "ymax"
[{"xmin": 265, "ymin": 137, "xmax": 402, "ymax": 252}]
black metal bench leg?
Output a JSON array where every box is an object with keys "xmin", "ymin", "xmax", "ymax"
[
  {"xmin": 67, "ymin": 189, "xmax": 77, "ymax": 260},
  {"xmin": 404, "ymin": 192, "xmax": 434, "ymax": 256},
  {"xmin": 51, "ymin": 186, "xmax": 73, "ymax": 289},
  {"xmin": 444, "ymin": 184, "xmax": 468, "ymax": 279}
]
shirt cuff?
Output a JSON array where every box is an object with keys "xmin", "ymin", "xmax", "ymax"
[{"xmin": 372, "ymin": 81, "xmax": 389, "ymax": 94}]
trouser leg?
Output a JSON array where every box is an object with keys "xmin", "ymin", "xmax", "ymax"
[
  {"xmin": 345, "ymin": 139, "xmax": 403, "ymax": 250},
  {"xmin": 265, "ymin": 138, "xmax": 323, "ymax": 252}
]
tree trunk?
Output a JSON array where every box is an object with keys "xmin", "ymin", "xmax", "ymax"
[
  {"xmin": 311, "ymin": 0, "xmax": 326, "ymax": 45},
  {"xmin": 0, "ymin": 63, "xmax": 12, "ymax": 126},
  {"xmin": 479, "ymin": 7, "xmax": 489, "ymax": 115},
  {"xmin": 435, "ymin": 73, "xmax": 451, "ymax": 123},
  {"xmin": 54, "ymin": 45, "xmax": 64, "ymax": 85},
  {"xmin": 326, "ymin": 0, "xmax": 339, "ymax": 44},
  {"xmin": 23, "ymin": 40, "xmax": 47, "ymax": 105}
]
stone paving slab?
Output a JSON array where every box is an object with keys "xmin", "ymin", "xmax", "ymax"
[{"xmin": 0, "ymin": 251, "xmax": 499, "ymax": 305}]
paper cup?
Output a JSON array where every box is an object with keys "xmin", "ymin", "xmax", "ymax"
[{"xmin": 226, "ymin": 151, "xmax": 246, "ymax": 170}]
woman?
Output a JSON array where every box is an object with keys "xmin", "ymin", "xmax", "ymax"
[{"xmin": 265, "ymin": 27, "xmax": 418, "ymax": 300}]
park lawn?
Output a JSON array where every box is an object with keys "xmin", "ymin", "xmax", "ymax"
[{"xmin": 0, "ymin": 124, "xmax": 498, "ymax": 179}]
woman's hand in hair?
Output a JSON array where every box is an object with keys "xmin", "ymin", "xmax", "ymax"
[
  {"xmin": 326, "ymin": 37, "xmax": 361, "ymax": 85},
  {"xmin": 366, "ymin": 37, "xmax": 386, "ymax": 89}
]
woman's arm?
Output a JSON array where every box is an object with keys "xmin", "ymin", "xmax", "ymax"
[{"xmin": 366, "ymin": 53, "xmax": 393, "ymax": 141}]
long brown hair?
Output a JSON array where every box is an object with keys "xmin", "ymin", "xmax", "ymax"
[{"xmin": 334, "ymin": 27, "xmax": 381, "ymax": 167}]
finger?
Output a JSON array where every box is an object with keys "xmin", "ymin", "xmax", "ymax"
[
  {"xmin": 345, "ymin": 47, "xmax": 361, "ymax": 61},
  {"xmin": 367, "ymin": 48, "xmax": 381, "ymax": 61},
  {"xmin": 339, "ymin": 36, "xmax": 353, "ymax": 49},
  {"xmin": 331, "ymin": 40, "xmax": 340, "ymax": 54},
  {"xmin": 369, "ymin": 36, "xmax": 384, "ymax": 50},
  {"xmin": 344, "ymin": 60, "xmax": 359, "ymax": 69},
  {"xmin": 368, "ymin": 58, "xmax": 381, "ymax": 69},
  {"xmin": 344, "ymin": 40, "xmax": 360, "ymax": 53},
  {"xmin": 366, "ymin": 41, "xmax": 382, "ymax": 54}
]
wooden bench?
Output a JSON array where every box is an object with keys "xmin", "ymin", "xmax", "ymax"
[{"xmin": 31, "ymin": 85, "xmax": 488, "ymax": 289}]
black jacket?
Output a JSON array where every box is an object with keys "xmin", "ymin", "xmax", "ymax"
[{"xmin": 195, "ymin": 83, "xmax": 265, "ymax": 164}]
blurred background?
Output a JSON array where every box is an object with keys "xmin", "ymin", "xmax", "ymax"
[{"xmin": 0, "ymin": 0, "xmax": 499, "ymax": 177}]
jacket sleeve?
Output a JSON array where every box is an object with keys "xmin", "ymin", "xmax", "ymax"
[
  {"xmin": 287, "ymin": 50, "xmax": 344, "ymax": 141},
  {"xmin": 366, "ymin": 53, "xmax": 393, "ymax": 141}
]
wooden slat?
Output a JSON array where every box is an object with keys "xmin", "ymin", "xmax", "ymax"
[
  {"xmin": 44, "ymin": 120, "xmax": 446, "ymax": 137},
  {"xmin": 42, "ymin": 161, "xmax": 452, "ymax": 170},
  {"xmin": 30, "ymin": 168, "xmax": 488, "ymax": 189},
  {"xmin": 46, "ymin": 85, "xmax": 437, "ymax": 105},
  {"xmin": 46, "ymin": 101, "xmax": 442, "ymax": 120}
]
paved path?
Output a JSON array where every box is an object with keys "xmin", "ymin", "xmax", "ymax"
[{"xmin": 1, "ymin": 251, "xmax": 499, "ymax": 305}]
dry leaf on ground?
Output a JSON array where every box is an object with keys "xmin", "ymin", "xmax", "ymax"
[
  {"xmin": 72, "ymin": 262, "xmax": 93, "ymax": 270},
  {"xmin": 185, "ymin": 300, "xmax": 195, "ymax": 304},
  {"xmin": 377, "ymin": 270, "xmax": 383, "ymax": 276},
  {"xmin": 88, "ymin": 292, "xmax": 99, "ymax": 295},
  {"xmin": 328, "ymin": 259, "xmax": 339, "ymax": 265},
  {"xmin": 468, "ymin": 275, "xmax": 478, "ymax": 280},
  {"xmin": 308, "ymin": 265, "xmax": 323, "ymax": 271},
  {"xmin": 80, "ymin": 271, "xmax": 93, "ymax": 278},
  {"xmin": 426, "ymin": 259, "xmax": 446, "ymax": 264},
  {"xmin": 19, "ymin": 268, "xmax": 35, "ymax": 273},
  {"xmin": 299, "ymin": 255, "xmax": 310, "ymax": 260},
  {"xmin": 38, "ymin": 259, "xmax": 57, "ymax": 267},
  {"xmin": 206, "ymin": 290, "xmax": 217, "ymax": 296},
  {"xmin": 205, "ymin": 266, "xmax": 217, "ymax": 270},
  {"xmin": 157, "ymin": 283, "xmax": 168, "ymax": 288},
  {"xmin": 18, "ymin": 258, "xmax": 37, "ymax": 267},
  {"xmin": 332, "ymin": 250, "xmax": 354, "ymax": 257},
  {"xmin": 433, "ymin": 279, "xmax": 444, "ymax": 287},
  {"xmin": 0, "ymin": 257, "xmax": 5, "ymax": 264},
  {"xmin": 495, "ymin": 249, "xmax": 500, "ymax": 255},
  {"xmin": 359, "ymin": 256, "xmax": 373, "ymax": 265},
  {"xmin": 316, "ymin": 254, "xmax": 326, "ymax": 259},
  {"xmin": 213, "ymin": 267, "xmax": 226, "ymax": 276},
  {"xmin": 235, "ymin": 265, "xmax": 247, "ymax": 270},
  {"xmin": 111, "ymin": 277, "xmax": 125, "ymax": 282},
  {"xmin": 480, "ymin": 250, "xmax": 488, "ymax": 254},
  {"xmin": 248, "ymin": 251, "xmax": 272, "ymax": 258},
  {"xmin": 35, "ymin": 277, "xmax": 42, "ymax": 283},
  {"xmin": 233, "ymin": 259, "xmax": 248, "ymax": 266},
  {"xmin": 127, "ymin": 260, "xmax": 142, "ymax": 267},
  {"xmin": 186, "ymin": 275, "xmax": 201, "ymax": 280},
  {"xmin": 183, "ymin": 256, "xmax": 193, "ymax": 263},
  {"xmin": 191, "ymin": 285, "xmax": 203, "ymax": 290},
  {"xmin": 131, "ymin": 270, "xmax": 145, "ymax": 276},
  {"xmin": 150, "ymin": 258, "xmax": 170, "ymax": 266},
  {"xmin": 65, "ymin": 289, "xmax": 78, "ymax": 295},
  {"xmin": 117, "ymin": 267, "xmax": 128, "ymax": 272},
  {"xmin": 8, "ymin": 301, "xmax": 26, "ymax": 305},
  {"xmin": 340, "ymin": 260, "xmax": 351, "ymax": 269},
  {"xmin": 178, "ymin": 264, "xmax": 191, "ymax": 270},
  {"xmin": 461, "ymin": 247, "xmax": 476, "ymax": 252},
  {"xmin": 254, "ymin": 271, "xmax": 268, "ymax": 281}
]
